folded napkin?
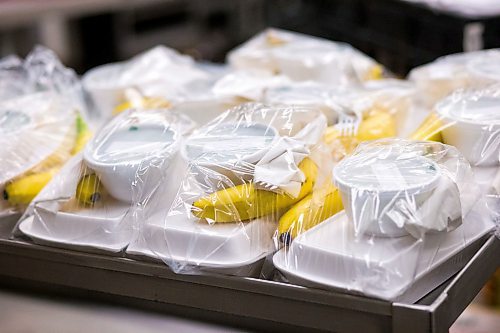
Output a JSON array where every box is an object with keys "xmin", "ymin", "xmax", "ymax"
[
  {"xmin": 402, "ymin": 174, "xmax": 462, "ymax": 238},
  {"xmin": 253, "ymin": 115, "xmax": 326, "ymax": 198}
]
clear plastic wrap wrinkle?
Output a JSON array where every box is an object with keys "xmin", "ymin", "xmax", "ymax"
[
  {"xmin": 408, "ymin": 49, "xmax": 500, "ymax": 107},
  {"xmin": 82, "ymin": 45, "xmax": 225, "ymax": 122},
  {"xmin": 410, "ymin": 84, "xmax": 500, "ymax": 196},
  {"xmin": 273, "ymin": 139, "xmax": 494, "ymax": 301},
  {"xmin": 227, "ymin": 28, "xmax": 383, "ymax": 85},
  {"xmin": 1, "ymin": 46, "xmax": 91, "ymax": 221},
  {"xmin": 128, "ymin": 103, "xmax": 333, "ymax": 276},
  {"xmin": 14, "ymin": 108, "xmax": 196, "ymax": 253}
]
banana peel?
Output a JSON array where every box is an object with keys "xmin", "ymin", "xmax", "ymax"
[
  {"xmin": 192, "ymin": 157, "xmax": 318, "ymax": 223},
  {"xmin": 278, "ymin": 183, "xmax": 343, "ymax": 244},
  {"xmin": 3, "ymin": 113, "xmax": 91, "ymax": 207},
  {"xmin": 409, "ymin": 111, "xmax": 444, "ymax": 142},
  {"xmin": 3, "ymin": 167, "xmax": 59, "ymax": 205},
  {"xmin": 71, "ymin": 114, "xmax": 92, "ymax": 155}
]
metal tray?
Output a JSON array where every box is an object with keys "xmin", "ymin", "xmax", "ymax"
[{"xmin": 0, "ymin": 218, "xmax": 498, "ymax": 333}]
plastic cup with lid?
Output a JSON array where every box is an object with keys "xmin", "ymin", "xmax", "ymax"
[
  {"xmin": 333, "ymin": 153, "xmax": 442, "ymax": 237},
  {"xmin": 83, "ymin": 115, "xmax": 180, "ymax": 203},
  {"xmin": 181, "ymin": 122, "xmax": 279, "ymax": 185},
  {"xmin": 436, "ymin": 91, "xmax": 500, "ymax": 166}
]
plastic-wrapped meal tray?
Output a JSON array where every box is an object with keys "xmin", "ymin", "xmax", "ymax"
[{"xmin": 0, "ymin": 218, "xmax": 497, "ymax": 333}]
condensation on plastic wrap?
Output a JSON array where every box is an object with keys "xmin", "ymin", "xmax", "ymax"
[
  {"xmin": 408, "ymin": 49, "xmax": 500, "ymax": 107},
  {"xmin": 127, "ymin": 103, "xmax": 333, "ymax": 276},
  {"xmin": 13, "ymin": 108, "xmax": 196, "ymax": 253},
  {"xmin": 0, "ymin": 46, "xmax": 92, "ymax": 221},
  {"xmin": 273, "ymin": 138, "xmax": 495, "ymax": 301},
  {"xmin": 227, "ymin": 28, "xmax": 384, "ymax": 86},
  {"xmin": 82, "ymin": 46, "xmax": 229, "ymax": 124}
]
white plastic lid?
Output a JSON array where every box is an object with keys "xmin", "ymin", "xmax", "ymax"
[
  {"xmin": 184, "ymin": 122, "xmax": 277, "ymax": 163},
  {"xmin": 334, "ymin": 154, "xmax": 440, "ymax": 194},
  {"xmin": 87, "ymin": 123, "xmax": 177, "ymax": 165},
  {"xmin": 436, "ymin": 92, "xmax": 500, "ymax": 125}
]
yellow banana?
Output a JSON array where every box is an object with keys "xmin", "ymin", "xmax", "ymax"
[
  {"xmin": 357, "ymin": 109, "xmax": 397, "ymax": 142},
  {"xmin": 278, "ymin": 184, "xmax": 343, "ymax": 244},
  {"xmin": 409, "ymin": 111, "xmax": 444, "ymax": 142},
  {"xmin": 3, "ymin": 168, "xmax": 59, "ymax": 205},
  {"xmin": 192, "ymin": 157, "xmax": 318, "ymax": 223},
  {"xmin": 75, "ymin": 174, "xmax": 103, "ymax": 206},
  {"xmin": 3, "ymin": 115, "xmax": 82, "ymax": 206},
  {"xmin": 71, "ymin": 114, "xmax": 92, "ymax": 155},
  {"xmin": 364, "ymin": 64, "xmax": 384, "ymax": 81},
  {"xmin": 323, "ymin": 109, "xmax": 397, "ymax": 160}
]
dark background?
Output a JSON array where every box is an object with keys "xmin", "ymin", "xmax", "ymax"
[{"xmin": 1, "ymin": 0, "xmax": 500, "ymax": 77}]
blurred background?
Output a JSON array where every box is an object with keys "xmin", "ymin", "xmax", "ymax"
[{"xmin": 2, "ymin": 0, "xmax": 500, "ymax": 76}]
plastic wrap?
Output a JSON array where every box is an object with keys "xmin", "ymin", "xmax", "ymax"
[
  {"xmin": 127, "ymin": 103, "xmax": 336, "ymax": 276},
  {"xmin": 83, "ymin": 46, "xmax": 229, "ymax": 123},
  {"xmin": 228, "ymin": 28, "xmax": 384, "ymax": 85},
  {"xmin": 274, "ymin": 138, "xmax": 494, "ymax": 301},
  {"xmin": 15, "ymin": 108, "xmax": 196, "ymax": 252},
  {"xmin": 212, "ymin": 69, "xmax": 291, "ymax": 106},
  {"xmin": 411, "ymin": 87, "xmax": 500, "ymax": 167},
  {"xmin": 0, "ymin": 47, "xmax": 91, "ymax": 220},
  {"xmin": 409, "ymin": 49, "xmax": 500, "ymax": 107},
  {"xmin": 263, "ymin": 79, "xmax": 414, "ymax": 127}
]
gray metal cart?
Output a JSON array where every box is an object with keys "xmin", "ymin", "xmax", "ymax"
[{"xmin": 0, "ymin": 218, "xmax": 498, "ymax": 333}]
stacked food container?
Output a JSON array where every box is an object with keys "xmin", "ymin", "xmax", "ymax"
[{"xmin": 0, "ymin": 28, "xmax": 499, "ymax": 332}]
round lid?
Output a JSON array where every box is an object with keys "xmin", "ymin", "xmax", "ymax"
[
  {"xmin": 334, "ymin": 154, "xmax": 440, "ymax": 193},
  {"xmin": 86, "ymin": 123, "xmax": 177, "ymax": 165},
  {"xmin": 184, "ymin": 122, "xmax": 277, "ymax": 163},
  {"xmin": 436, "ymin": 92, "xmax": 500, "ymax": 125}
]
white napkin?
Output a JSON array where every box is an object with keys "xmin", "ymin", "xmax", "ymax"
[
  {"xmin": 253, "ymin": 115, "xmax": 326, "ymax": 197},
  {"xmin": 403, "ymin": 175, "xmax": 463, "ymax": 238}
]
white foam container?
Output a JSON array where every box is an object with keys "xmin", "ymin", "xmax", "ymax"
[
  {"xmin": 83, "ymin": 63, "xmax": 126, "ymax": 118},
  {"xmin": 273, "ymin": 209, "xmax": 494, "ymax": 302},
  {"xmin": 83, "ymin": 61, "xmax": 228, "ymax": 124},
  {"xmin": 18, "ymin": 156, "xmax": 186, "ymax": 254},
  {"xmin": 127, "ymin": 212, "xmax": 276, "ymax": 277},
  {"xmin": 83, "ymin": 122, "xmax": 180, "ymax": 203},
  {"xmin": 436, "ymin": 93, "xmax": 500, "ymax": 166},
  {"xmin": 18, "ymin": 200, "xmax": 132, "ymax": 253}
]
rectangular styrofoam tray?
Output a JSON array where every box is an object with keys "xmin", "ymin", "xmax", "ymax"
[{"xmin": 274, "ymin": 206, "xmax": 494, "ymax": 302}]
